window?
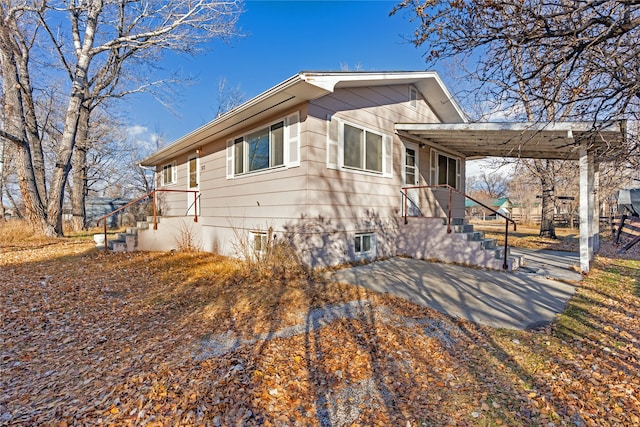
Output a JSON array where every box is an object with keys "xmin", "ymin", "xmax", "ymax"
[
  {"xmin": 409, "ymin": 86, "xmax": 418, "ymax": 108},
  {"xmin": 227, "ymin": 113, "xmax": 299, "ymax": 178},
  {"xmin": 344, "ymin": 123, "xmax": 383, "ymax": 173},
  {"xmin": 188, "ymin": 156, "xmax": 198, "ymax": 189},
  {"xmin": 232, "ymin": 121, "xmax": 284, "ymax": 175},
  {"xmin": 327, "ymin": 117, "xmax": 392, "ymax": 177},
  {"xmin": 354, "ymin": 232, "xmax": 376, "ymax": 258},
  {"xmin": 251, "ymin": 231, "xmax": 268, "ymax": 255},
  {"xmin": 161, "ymin": 162, "xmax": 176, "ymax": 186},
  {"xmin": 432, "ymin": 152, "xmax": 460, "ymax": 189}
]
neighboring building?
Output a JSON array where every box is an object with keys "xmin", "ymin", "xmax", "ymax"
[
  {"xmin": 137, "ymin": 71, "xmax": 623, "ymax": 273},
  {"xmin": 466, "ymin": 197, "xmax": 512, "ymax": 219}
]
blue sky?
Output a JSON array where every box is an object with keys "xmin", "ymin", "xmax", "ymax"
[{"xmin": 126, "ymin": 0, "xmax": 454, "ymax": 145}]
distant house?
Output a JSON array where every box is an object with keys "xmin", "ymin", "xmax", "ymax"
[
  {"xmin": 64, "ymin": 198, "xmax": 132, "ymax": 228},
  {"xmin": 465, "ymin": 197, "xmax": 512, "ymax": 219},
  {"xmin": 135, "ymin": 71, "xmax": 622, "ymax": 273}
]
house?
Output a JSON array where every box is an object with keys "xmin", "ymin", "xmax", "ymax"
[
  {"xmin": 465, "ymin": 197, "xmax": 512, "ymax": 219},
  {"xmin": 136, "ymin": 71, "xmax": 624, "ymax": 273}
]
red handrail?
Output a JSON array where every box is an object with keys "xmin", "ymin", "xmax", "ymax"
[
  {"xmin": 95, "ymin": 189, "xmax": 198, "ymax": 251},
  {"xmin": 401, "ymin": 184, "xmax": 516, "ymax": 270}
]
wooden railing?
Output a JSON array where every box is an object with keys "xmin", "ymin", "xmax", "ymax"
[
  {"xmin": 401, "ymin": 184, "xmax": 516, "ymax": 270},
  {"xmin": 95, "ymin": 189, "xmax": 198, "ymax": 251},
  {"xmin": 612, "ymin": 214, "xmax": 640, "ymax": 252}
]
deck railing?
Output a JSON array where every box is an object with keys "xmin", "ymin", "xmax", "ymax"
[
  {"xmin": 95, "ymin": 189, "xmax": 198, "ymax": 251},
  {"xmin": 401, "ymin": 184, "xmax": 516, "ymax": 270}
]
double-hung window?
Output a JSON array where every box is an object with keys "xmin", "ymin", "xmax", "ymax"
[
  {"xmin": 227, "ymin": 113, "xmax": 299, "ymax": 178},
  {"xmin": 326, "ymin": 117, "xmax": 392, "ymax": 177},
  {"xmin": 161, "ymin": 162, "xmax": 176, "ymax": 186}
]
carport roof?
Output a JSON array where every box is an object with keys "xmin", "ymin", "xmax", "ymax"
[{"xmin": 395, "ymin": 121, "xmax": 625, "ymax": 160}]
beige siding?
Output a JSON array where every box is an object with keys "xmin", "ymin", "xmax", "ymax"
[{"xmin": 144, "ymin": 84, "xmax": 466, "ymax": 267}]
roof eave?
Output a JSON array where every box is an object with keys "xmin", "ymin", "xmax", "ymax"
[{"xmin": 142, "ymin": 71, "xmax": 467, "ymax": 166}]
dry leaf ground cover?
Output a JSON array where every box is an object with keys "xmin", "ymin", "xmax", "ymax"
[{"xmin": 1, "ymin": 222, "xmax": 639, "ymax": 426}]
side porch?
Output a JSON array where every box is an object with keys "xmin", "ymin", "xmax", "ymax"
[{"xmin": 396, "ymin": 121, "xmax": 625, "ymax": 273}]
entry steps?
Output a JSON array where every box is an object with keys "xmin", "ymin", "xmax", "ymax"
[{"xmin": 449, "ymin": 218, "xmax": 524, "ymax": 271}]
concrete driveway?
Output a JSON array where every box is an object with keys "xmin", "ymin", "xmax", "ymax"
[{"xmin": 328, "ymin": 249, "xmax": 581, "ymax": 330}]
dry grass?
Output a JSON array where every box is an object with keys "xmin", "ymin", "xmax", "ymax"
[
  {"xmin": 2, "ymin": 226, "xmax": 639, "ymax": 425},
  {"xmin": 471, "ymin": 220, "xmax": 581, "ymax": 251},
  {"xmin": 0, "ymin": 220, "xmax": 57, "ymax": 248}
]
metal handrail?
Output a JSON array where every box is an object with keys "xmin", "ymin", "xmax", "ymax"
[
  {"xmin": 401, "ymin": 184, "xmax": 516, "ymax": 270},
  {"xmin": 95, "ymin": 189, "xmax": 198, "ymax": 251}
]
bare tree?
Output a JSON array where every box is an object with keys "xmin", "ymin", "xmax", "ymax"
[
  {"xmin": 393, "ymin": 0, "xmax": 639, "ymax": 122},
  {"xmin": 466, "ymin": 172, "xmax": 508, "ymax": 200},
  {"xmin": 393, "ymin": 0, "xmax": 639, "ymax": 238},
  {"xmin": 215, "ymin": 77, "xmax": 245, "ymax": 117},
  {"xmin": 0, "ymin": 0, "xmax": 243, "ymax": 236}
]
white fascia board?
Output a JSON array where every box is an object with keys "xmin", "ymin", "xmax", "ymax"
[
  {"xmin": 141, "ymin": 74, "xmax": 330, "ymax": 166},
  {"xmin": 301, "ymin": 71, "xmax": 467, "ymax": 124},
  {"xmin": 396, "ymin": 121, "xmax": 622, "ymax": 137},
  {"xmin": 141, "ymin": 71, "xmax": 470, "ymax": 166}
]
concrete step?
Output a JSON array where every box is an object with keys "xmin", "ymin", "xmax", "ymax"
[
  {"xmin": 136, "ymin": 221, "xmax": 149, "ymax": 230},
  {"xmin": 453, "ymin": 224, "xmax": 474, "ymax": 233},
  {"xmin": 449, "ymin": 217, "xmax": 467, "ymax": 226},
  {"xmin": 466, "ymin": 231, "xmax": 485, "ymax": 241},
  {"xmin": 126, "ymin": 227, "xmax": 138, "ymax": 235},
  {"xmin": 108, "ymin": 240, "xmax": 128, "ymax": 252},
  {"xmin": 481, "ymin": 238, "xmax": 497, "ymax": 250},
  {"xmin": 494, "ymin": 246, "xmax": 511, "ymax": 259}
]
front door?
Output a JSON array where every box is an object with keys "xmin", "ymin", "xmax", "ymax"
[
  {"xmin": 403, "ymin": 142, "xmax": 420, "ymax": 216},
  {"xmin": 187, "ymin": 155, "xmax": 200, "ymax": 216}
]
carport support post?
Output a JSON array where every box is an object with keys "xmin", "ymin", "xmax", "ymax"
[
  {"xmin": 593, "ymin": 162, "xmax": 600, "ymax": 253},
  {"xmin": 579, "ymin": 145, "xmax": 595, "ymax": 273}
]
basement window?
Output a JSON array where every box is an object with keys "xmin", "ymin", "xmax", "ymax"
[
  {"xmin": 354, "ymin": 232, "xmax": 376, "ymax": 258},
  {"xmin": 251, "ymin": 231, "xmax": 268, "ymax": 255}
]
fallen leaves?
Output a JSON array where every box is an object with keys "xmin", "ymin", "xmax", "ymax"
[{"xmin": 1, "ymin": 237, "xmax": 639, "ymax": 425}]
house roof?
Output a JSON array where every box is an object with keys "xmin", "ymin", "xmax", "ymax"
[
  {"xmin": 395, "ymin": 121, "xmax": 625, "ymax": 160},
  {"xmin": 141, "ymin": 71, "xmax": 466, "ymax": 166},
  {"xmin": 465, "ymin": 197, "xmax": 511, "ymax": 208}
]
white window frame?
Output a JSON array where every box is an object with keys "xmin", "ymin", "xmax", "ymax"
[
  {"xmin": 327, "ymin": 118, "xmax": 393, "ymax": 178},
  {"xmin": 161, "ymin": 162, "xmax": 176, "ymax": 186},
  {"xmin": 430, "ymin": 150, "xmax": 461, "ymax": 189},
  {"xmin": 250, "ymin": 231, "xmax": 268, "ymax": 255},
  {"xmin": 354, "ymin": 232, "xmax": 376, "ymax": 258},
  {"xmin": 226, "ymin": 112, "xmax": 299, "ymax": 179},
  {"xmin": 409, "ymin": 86, "xmax": 418, "ymax": 109}
]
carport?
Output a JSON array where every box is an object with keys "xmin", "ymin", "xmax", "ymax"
[{"xmin": 395, "ymin": 121, "xmax": 625, "ymax": 273}]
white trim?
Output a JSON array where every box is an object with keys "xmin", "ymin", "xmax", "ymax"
[
  {"xmin": 250, "ymin": 231, "xmax": 268, "ymax": 256},
  {"xmin": 434, "ymin": 151, "xmax": 461, "ymax": 189},
  {"xmin": 285, "ymin": 112, "xmax": 300, "ymax": 167},
  {"xmin": 402, "ymin": 142, "xmax": 419, "ymax": 186},
  {"xmin": 354, "ymin": 232, "xmax": 376, "ymax": 259},
  {"xmin": 409, "ymin": 86, "xmax": 418, "ymax": 109},
  {"xmin": 187, "ymin": 154, "xmax": 200, "ymax": 216},
  {"xmin": 160, "ymin": 162, "xmax": 177, "ymax": 186},
  {"xmin": 329, "ymin": 118, "xmax": 393, "ymax": 178},
  {"xmin": 226, "ymin": 112, "xmax": 299, "ymax": 179}
]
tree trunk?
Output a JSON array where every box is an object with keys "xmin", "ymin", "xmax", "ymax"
[
  {"xmin": 0, "ymin": 138, "xmax": 5, "ymax": 222},
  {"xmin": 70, "ymin": 104, "xmax": 90, "ymax": 231},
  {"xmin": 0, "ymin": 42, "xmax": 54, "ymax": 236},
  {"xmin": 539, "ymin": 175, "xmax": 557, "ymax": 239}
]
